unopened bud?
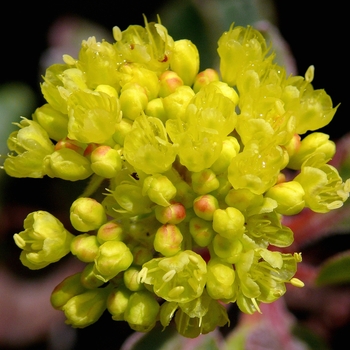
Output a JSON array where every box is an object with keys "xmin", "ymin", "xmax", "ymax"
[
  {"xmin": 206, "ymin": 258, "xmax": 236, "ymax": 300},
  {"xmin": 170, "ymin": 39, "xmax": 199, "ymax": 86},
  {"xmin": 158, "ymin": 70, "xmax": 183, "ymax": 97},
  {"xmin": 154, "ymin": 224, "xmax": 183, "ymax": 256},
  {"xmin": 107, "ymin": 286, "xmax": 132, "ymax": 321},
  {"xmin": 212, "ymin": 207, "xmax": 245, "ymax": 239},
  {"xmin": 189, "ymin": 217, "xmax": 216, "ymax": 247},
  {"xmin": 112, "ymin": 118, "xmax": 133, "ymax": 146},
  {"xmin": 266, "ymin": 180, "xmax": 305, "ymax": 215},
  {"xmin": 50, "ymin": 272, "xmax": 86, "ymax": 310},
  {"xmin": 32, "ymin": 103, "xmax": 68, "ymax": 141},
  {"xmin": 193, "ymin": 68, "xmax": 220, "ymax": 93},
  {"xmin": 62, "ymin": 287, "xmax": 109, "ymax": 328},
  {"xmin": 80, "ymin": 262, "xmax": 105, "ymax": 289},
  {"xmin": 70, "ymin": 233, "xmax": 100, "ymax": 262},
  {"xmin": 44, "ymin": 148, "xmax": 93, "ymax": 181},
  {"xmin": 225, "ymin": 188, "xmax": 263, "ymax": 213},
  {"xmin": 145, "ymin": 98, "xmax": 167, "ymax": 123},
  {"xmin": 124, "ymin": 290, "xmax": 160, "ymax": 332},
  {"xmin": 191, "ymin": 169, "xmax": 220, "ymax": 195},
  {"xmin": 154, "ymin": 202, "xmax": 186, "ymax": 224},
  {"xmin": 211, "ymin": 136, "xmax": 240, "ymax": 174},
  {"xmin": 94, "ymin": 240, "xmax": 133, "ymax": 282},
  {"xmin": 55, "ymin": 137, "xmax": 86, "ymax": 155},
  {"xmin": 142, "ymin": 174, "xmax": 177, "ymax": 206},
  {"xmin": 288, "ymin": 132, "xmax": 336, "ymax": 170},
  {"xmin": 90, "ymin": 145, "xmax": 122, "ymax": 178},
  {"xmin": 193, "ymin": 194, "xmax": 219, "ymax": 221},
  {"xmin": 119, "ymin": 83, "xmax": 148, "ymax": 120},
  {"xmin": 162, "ymin": 85, "xmax": 195, "ymax": 120},
  {"xmin": 124, "ymin": 265, "xmax": 145, "ymax": 292},
  {"xmin": 70, "ymin": 197, "xmax": 107, "ymax": 232},
  {"xmin": 212, "ymin": 234, "xmax": 243, "ymax": 261},
  {"xmin": 97, "ymin": 220, "xmax": 125, "ymax": 244}
]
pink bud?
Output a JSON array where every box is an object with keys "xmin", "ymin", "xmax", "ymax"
[{"xmin": 155, "ymin": 202, "xmax": 186, "ymax": 224}]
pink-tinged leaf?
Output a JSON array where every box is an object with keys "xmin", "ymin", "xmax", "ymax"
[
  {"xmin": 223, "ymin": 299, "xmax": 308, "ymax": 350},
  {"xmin": 121, "ymin": 324, "xmax": 224, "ymax": 350},
  {"xmin": 315, "ymin": 250, "xmax": 350, "ymax": 286}
]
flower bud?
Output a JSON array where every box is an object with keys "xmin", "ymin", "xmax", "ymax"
[
  {"xmin": 206, "ymin": 258, "xmax": 236, "ymax": 300},
  {"xmin": 62, "ymin": 287, "xmax": 109, "ymax": 328},
  {"xmin": 284, "ymin": 133, "xmax": 301, "ymax": 158},
  {"xmin": 13, "ymin": 211, "xmax": 74, "ymax": 270},
  {"xmin": 169, "ymin": 179, "xmax": 195, "ymax": 209},
  {"xmin": 112, "ymin": 117, "xmax": 133, "ymax": 146},
  {"xmin": 145, "ymin": 98, "xmax": 167, "ymax": 123},
  {"xmin": 170, "ymin": 39, "xmax": 199, "ymax": 86},
  {"xmin": 70, "ymin": 197, "xmax": 107, "ymax": 232},
  {"xmin": 119, "ymin": 63, "xmax": 159, "ymax": 100},
  {"xmin": 210, "ymin": 136, "xmax": 240, "ymax": 174},
  {"xmin": 107, "ymin": 285, "xmax": 132, "ymax": 321},
  {"xmin": 97, "ymin": 220, "xmax": 125, "ymax": 244},
  {"xmin": 142, "ymin": 174, "xmax": 177, "ymax": 206},
  {"xmin": 212, "ymin": 207, "xmax": 245, "ymax": 239},
  {"xmin": 124, "ymin": 265, "xmax": 145, "ymax": 292},
  {"xmin": 32, "ymin": 103, "xmax": 68, "ymax": 141},
  {"xmin": 191, "ymin": 169, "xmax": 220, "ymax": 195},
  {"xmin": 154, "ymin": 202, "xmax": 186, "ymax": 224},
  {"xmin": 90, "ymin": 145, "xmax": 122, "ymax": 178},
  {"xmin": 80, "ymin": 262, "xmax": 105, "ymax": 289},
  {"xmin": 266, "ymin": 180, "xmax": 305, "ymax": 215},
  {"xmin": 288, "ymin": 132, "xmax": 336, "ymax": 170},
  {"xmin": 124, "ymin": 290, "xmax": 160, "ymax": 332},
  {"xmin": 212, "ymin": 234, "xmax": 243, "ymax": 261},
  {"xmin": 210, "ymin": 173, "xmax": 232, "ymax": 202},
  {"xmin": 193, "ymin": 68, "xmax": 220, "ymax": 93},
  {"xmin": 162, "ymin": 85, "xmax": 195, "ymax": 120},
  {"xmin": 193, "ymin": 194, "xmax": 219, "ymax": 221},
  {"xmin": 44, "ymin": 148, "xmax": 93, "ymax": 181},
  {"xmin": 54, "ymin": 137, "xmax": 86, "ymax": 155},
  {"xmin": 189, "ymin": 217, "xmax": 216, "ymax": 247},
  {"xmin": 119, "ymin": 83, "xmax": 148, "ymax": 120},
  {"xmin": 113, "ymin": 183, "xmax": 153, "ymax": 215},
  {"xmin": 153, "ymin": 224, "xmax": 183, "ymax": 256},
  {"xmin": 50, "ymin": 272, "xmax": 86, "ymax": 310},
  {"xmin": 94, "ymin": 240, "xmax": 133, "ymax": 282},
  {"xmin": 158, "ymin": 70, "xmax": 183, "ymax": 97},
  {"xmin": 70, "ymin": 233, "xmax": 100, "ymax": 262},
  {"xmin": 225, "ymin": 188, "xmax": 263, "ymax": 213}
]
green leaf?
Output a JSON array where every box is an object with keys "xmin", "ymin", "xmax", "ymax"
[{"xmin": 315, "ymin": 250, "xmax": 350, "ymax": 286}]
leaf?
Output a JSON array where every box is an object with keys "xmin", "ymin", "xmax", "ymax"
[
  {"xmin": 121, "ymin": 324, "xmax": 224, "ymax": 350},
  {"xmin": 315, "ymin": 250, "xmax": 350, "ymax": 286}
]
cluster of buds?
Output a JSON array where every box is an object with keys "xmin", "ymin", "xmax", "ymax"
[{"xmin": 4, "ymin": 17, "xmax": 350, "ymax": 337}]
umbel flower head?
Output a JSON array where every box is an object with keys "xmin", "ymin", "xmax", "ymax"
[{"xmin": 3, "ymin": 16, "xmax": 350, "ymax": 336}]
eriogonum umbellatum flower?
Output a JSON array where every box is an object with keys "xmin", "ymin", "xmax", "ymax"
[{"xmin": 3, "ymin": 17, "xmax": 350, "ymax": 336}]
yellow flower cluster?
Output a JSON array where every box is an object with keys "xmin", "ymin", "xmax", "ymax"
[{"xmin": 4, "ymin": 17, "xmax": 349, "ymax": 337}]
